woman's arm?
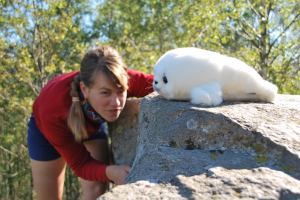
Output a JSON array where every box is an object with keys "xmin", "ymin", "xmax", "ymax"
[
  {"xmin": 127, "ymin": 69, "xmax": 153, "ymax": 97},
  {"xmin": 39, "ymin": 118, "xmax": 109, "ymax": 182}
]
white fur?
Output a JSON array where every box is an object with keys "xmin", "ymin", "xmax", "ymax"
[{"xmin": 153, "ymin": 47, "xmax": 278, "ymax": 106}]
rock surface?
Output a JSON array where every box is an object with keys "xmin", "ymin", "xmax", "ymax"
[{"xmin": 102, "ymin": 93, "xmax": 300, "ymax": 200}]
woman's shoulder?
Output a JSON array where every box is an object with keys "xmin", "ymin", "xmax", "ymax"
[
  {"xmin": 42, "ymin": 71, "xmax": 79, "ymax": 91},
  {"xmin": 32, "ymin": 71, "xmax": 79, "ymax": 119},
  {"xmin": 127, "ymin": 69, "xmax": 153, "ymax": 97}
]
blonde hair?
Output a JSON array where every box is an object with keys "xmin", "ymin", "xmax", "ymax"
[{"xmin": 68, "ymin": 46, "xmax": 128, "ymax": 142}]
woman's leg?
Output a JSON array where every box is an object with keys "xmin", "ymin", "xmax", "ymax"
[
  {"xmin": 80, "ymin": 139, "xmax": 109, "ymax": 200},
  {"xmin": 27, "ymin": 116, "xmax": 67, "ymax": 200},
  {"xmin": 30, "ymin": 157, "xmax": 66, "ymax": 200}
]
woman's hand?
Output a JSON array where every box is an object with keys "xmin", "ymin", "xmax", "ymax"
[{"xmin": 105, "ymin": 165, "xmax": 131, "ymax": 185}]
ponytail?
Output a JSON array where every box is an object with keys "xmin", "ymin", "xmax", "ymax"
[{"xmin": 67, "ymin": 75, "xmax": 88, "ymax": 142}]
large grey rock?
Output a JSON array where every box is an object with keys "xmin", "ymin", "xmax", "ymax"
[
  {"xmin": 109, "ymin": 97, "xmax": 141, "ymax": 165},
  {"xmin": 103, "ymin": 93, "xmax": 300, "ymax": 200}
]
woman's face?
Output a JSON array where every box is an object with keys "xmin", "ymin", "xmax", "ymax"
[{"xmin": 80, "ymin": 71, "xmax": 127, "ymax": 122}]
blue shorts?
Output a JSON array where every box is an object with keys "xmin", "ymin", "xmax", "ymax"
[{"xmin": 27, "ymin": 116, "xmax": 107, "ymax": 161}]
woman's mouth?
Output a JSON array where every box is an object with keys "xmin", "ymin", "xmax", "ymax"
[{"xmin": 107, "ymin": 108, "xmax": 122, "ymax": 114}]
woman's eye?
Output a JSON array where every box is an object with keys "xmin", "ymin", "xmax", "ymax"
[
  {"xmin": 100, "ymin": 91, "xmax": 110, "ymax": 95},
  {"xmin": 162, "ymin": 76, "xmax": 168, "ymax": 84},
  {"xmin": 118, "ymin": 90, "xmax": 125, "ymax": 95}
]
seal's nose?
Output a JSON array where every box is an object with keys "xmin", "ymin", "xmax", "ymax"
[{"xmin": 154, "ymin": 81, "xmax": 158, "ymax": 85}]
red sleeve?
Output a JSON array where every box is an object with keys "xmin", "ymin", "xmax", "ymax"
[
  {"xmin": 127, "ymin": 69, "xmax": 153, "ymax": 97},
  {"xmin": 40, "ymin": 118, "xmax": 109, "ymax": 182}
]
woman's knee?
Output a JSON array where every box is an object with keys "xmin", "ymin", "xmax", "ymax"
[{"xmin": 30, "ymin": 158, "xmax": 66, "ymax": 200}]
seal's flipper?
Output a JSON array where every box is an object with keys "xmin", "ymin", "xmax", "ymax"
[{"xmin": 190, "ymin": 82, "xmax": 223, "ymax": 106}]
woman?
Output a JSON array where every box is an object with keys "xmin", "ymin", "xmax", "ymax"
[{"xmin": 27, "ymin": 46, "xmax": 153, "ymax": 200}]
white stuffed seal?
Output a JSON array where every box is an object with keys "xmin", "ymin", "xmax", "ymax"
[{"xmin": 153, "ymin": 47, "xmax": 278, "ymax": 106}]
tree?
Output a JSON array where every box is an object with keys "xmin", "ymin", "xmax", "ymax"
[
  {"xmin": 0, "ymin": 0, "xmax": 89, "ymax": 198},
  {"xmin": 93, "ymin": 0, "xmax": 190, "ymax": 72},
  {"xmin": 222, "ymin": 0, "xmax": 300, "ymax": 93},
  {"xmin": 92, "ymin": 0, "xmax": 300, "ymax": 93}
]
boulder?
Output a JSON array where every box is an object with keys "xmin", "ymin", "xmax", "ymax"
[{"xmin": 102, "ymin": 93, "xmax": 300, "ymax": 200}]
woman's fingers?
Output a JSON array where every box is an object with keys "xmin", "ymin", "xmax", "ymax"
[{"xmin": 106, "ymin": 165, "xmax": 131, "ymax": 185}]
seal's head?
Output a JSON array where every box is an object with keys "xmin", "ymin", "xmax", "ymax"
[
  {"xmin": 153, "ymin": 48, "xmax": 203, "ymax": 100},
  {"xmin": 153, "ymin": 51, "xmax": 177, "ymax": 100}
]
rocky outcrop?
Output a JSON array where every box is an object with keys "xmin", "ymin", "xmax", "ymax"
[{"xmin": 102, "ymin": 93, "xmax": 300, "ymax": 200}]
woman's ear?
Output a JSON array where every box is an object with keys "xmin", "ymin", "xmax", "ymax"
[{"xmin": 79, "ymin": 81, "xmax": 89, "ymax": 99}]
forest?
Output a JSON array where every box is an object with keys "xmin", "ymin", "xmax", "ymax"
[{"xmin": 0, "ymin": 0, "xmax": 299, "ymax": 199}]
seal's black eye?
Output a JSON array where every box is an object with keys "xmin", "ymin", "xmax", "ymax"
[{"xmin": 162, "ymin": 75, "xmax": 168, "ymax": 84}]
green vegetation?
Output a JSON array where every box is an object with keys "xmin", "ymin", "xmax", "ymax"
[
  {"xmin": 253, "ymin": 143, "xmax": 269, "ymax": 164},
  {"xmin": 279, "ymin": 164, "xmax": 296, "ymax": 173},
  {"xmin": 1, "ymin": 0, "xmax": 299, "ymax": 199},
  {"xmin": 255, "ymin": 153, "xmax": 269, "ymax": 164},
  {"xmin": 210, "ymin": 151, "xmax": 218, "ymax": 161}
]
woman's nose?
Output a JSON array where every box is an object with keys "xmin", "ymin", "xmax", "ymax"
[{"xmin": 111, "ymin": 94, "xmax": 121, "ymax": 106}]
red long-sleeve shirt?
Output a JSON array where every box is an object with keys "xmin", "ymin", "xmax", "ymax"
[{"xmin": 32, "ymin": 69, "xmax": 153, "ymax": 181}]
